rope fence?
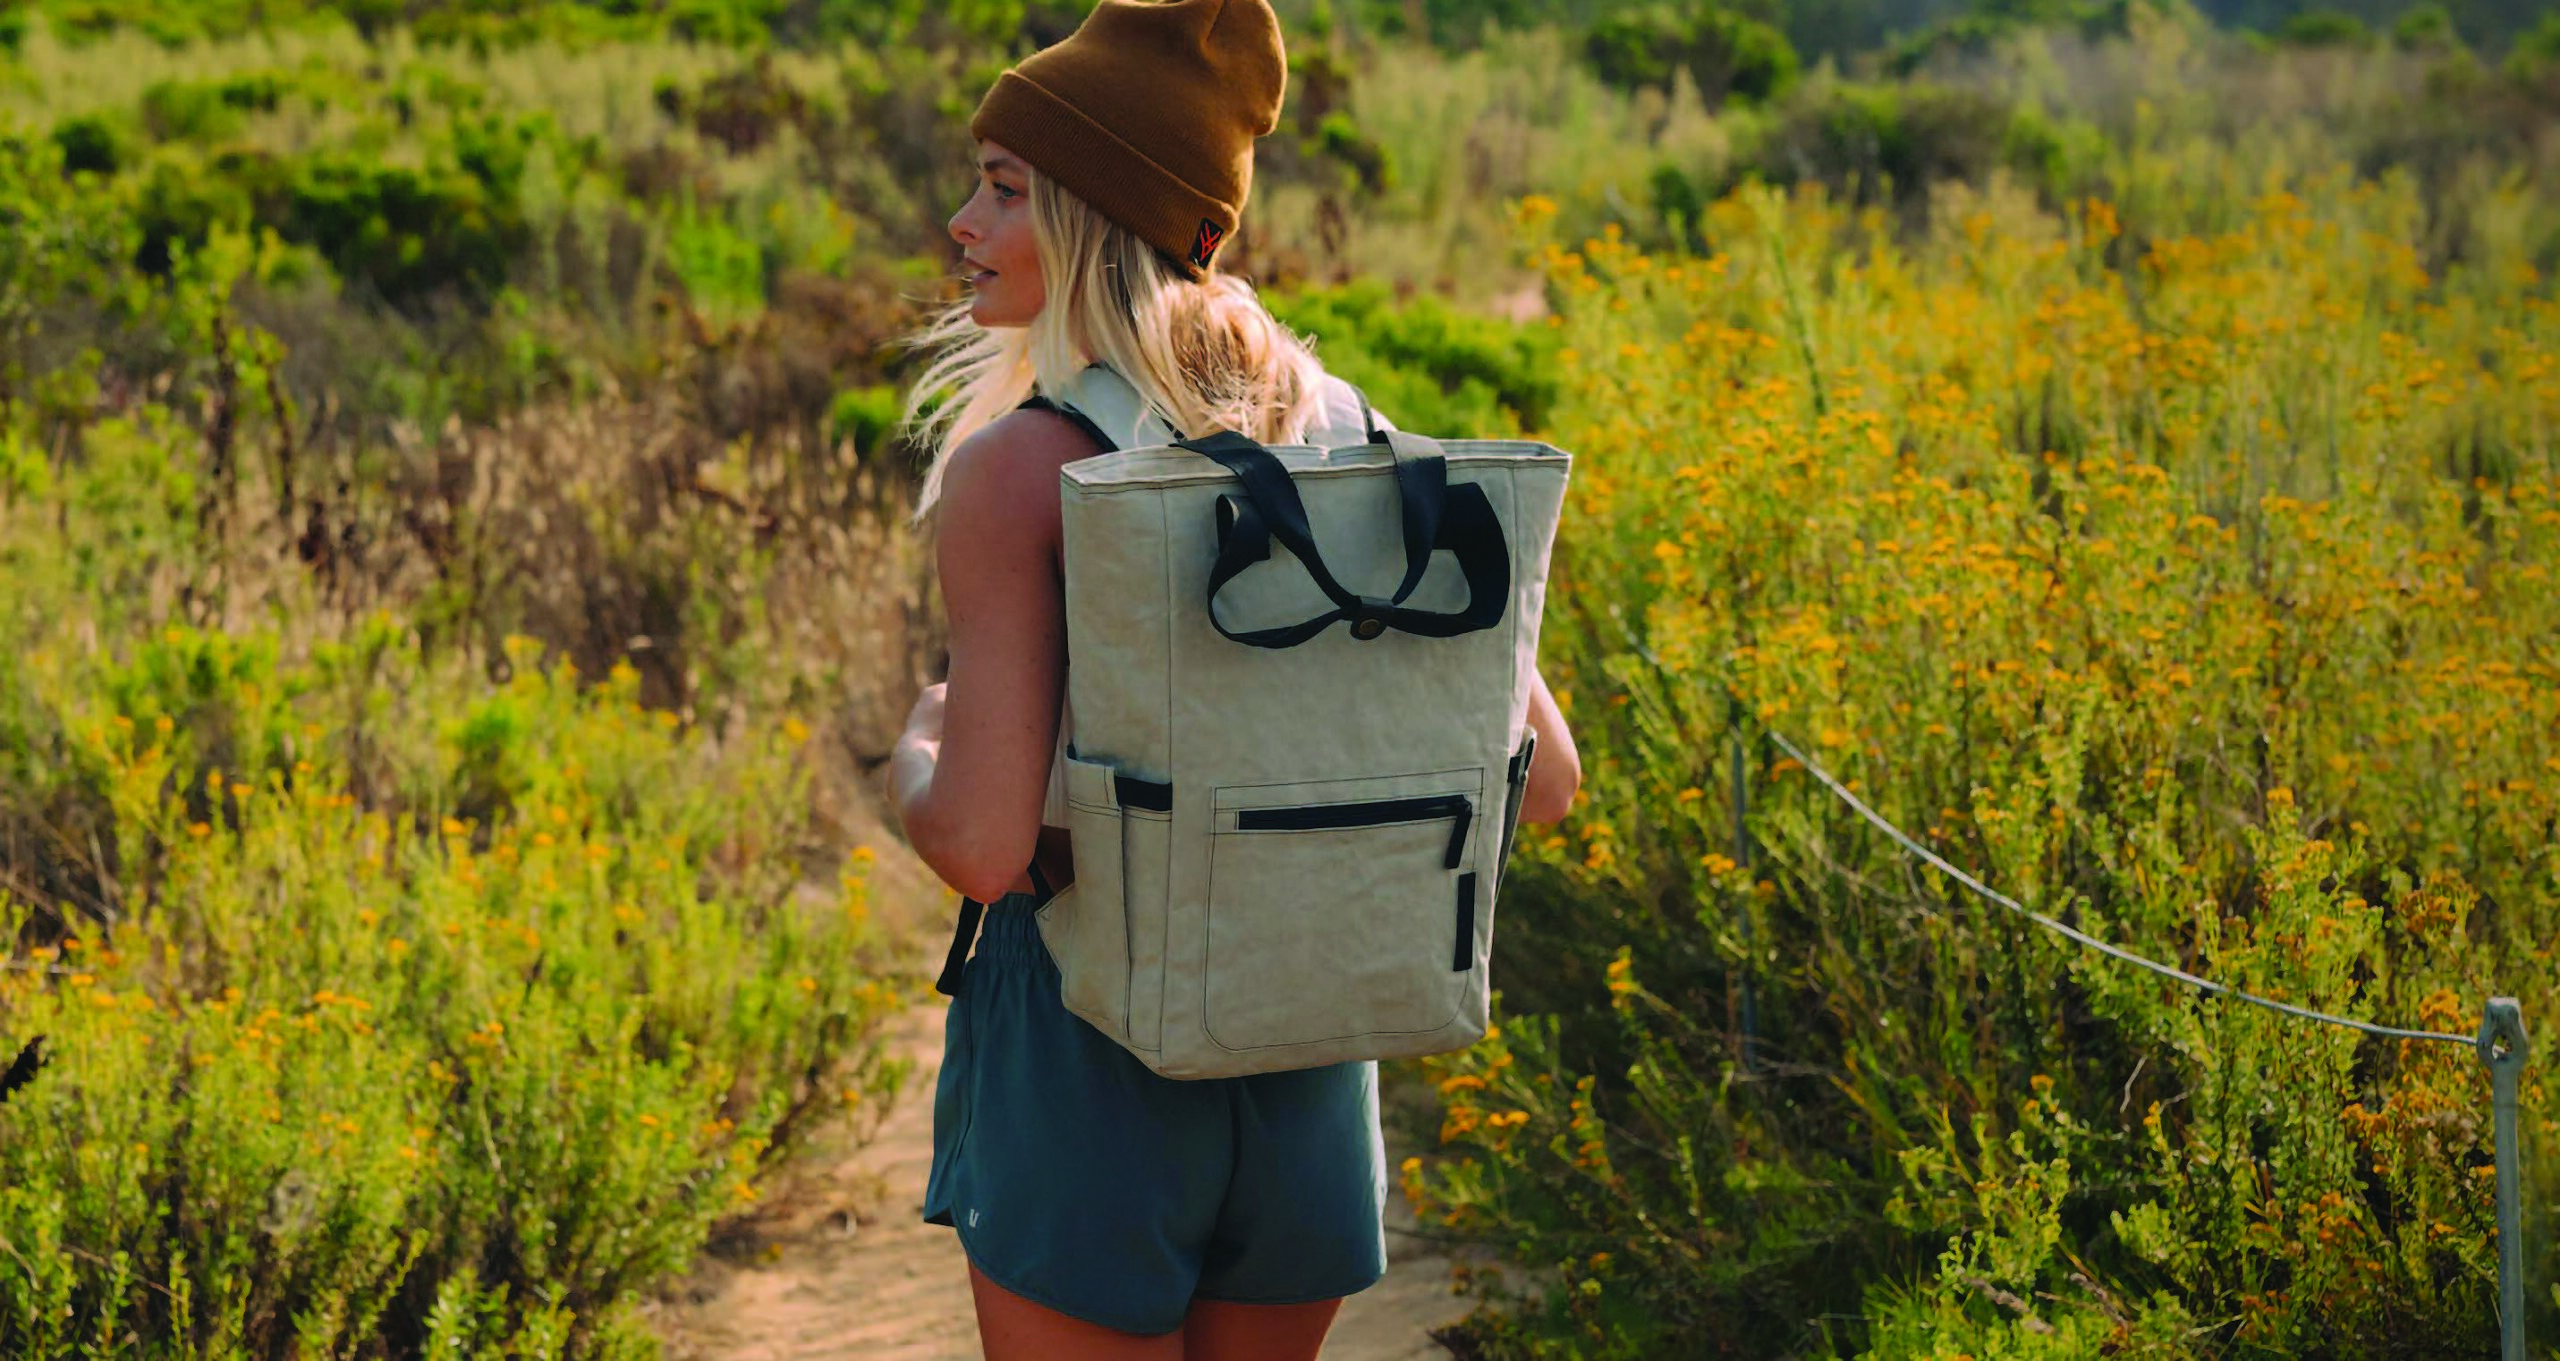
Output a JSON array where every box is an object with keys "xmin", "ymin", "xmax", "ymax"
[{"xmin": 1607, "ymin": 611, "xmax": 2532, "ymax": 1358}]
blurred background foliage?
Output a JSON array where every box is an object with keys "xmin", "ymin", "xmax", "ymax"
[{"xmin": 0, "ymin": 0, "xmax": 2556, "ymax": 1355}]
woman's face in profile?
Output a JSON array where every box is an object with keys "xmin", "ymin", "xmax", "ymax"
[{"xmin": 948, "ymin": 140, "xmax": 1047, "ymax": 328}]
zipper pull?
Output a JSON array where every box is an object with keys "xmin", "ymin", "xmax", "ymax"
[{"xmin": 1444, "ymin": 797, "xmax": 1474, "ymax": 869}]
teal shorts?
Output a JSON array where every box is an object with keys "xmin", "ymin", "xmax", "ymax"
[{"xmin": 923, "ymin": 892, "xmax": 1389, "ymax": 1335}]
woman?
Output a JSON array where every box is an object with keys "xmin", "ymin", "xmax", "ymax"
[{"xmin": 887, "ymin": 3, "xmax": 1581, "ymax": 1356}]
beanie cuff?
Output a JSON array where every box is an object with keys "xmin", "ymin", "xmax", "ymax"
[{"xmin": 971, "ymin": 70, "xmax": 1237, "ymax": 281}]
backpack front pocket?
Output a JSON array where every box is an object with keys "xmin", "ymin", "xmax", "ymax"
[{"xmin": 1203, "ymin": 768, "xmax": 1485, "ymax": 1052}]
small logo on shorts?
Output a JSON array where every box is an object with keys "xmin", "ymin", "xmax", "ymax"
[{"xmin": 968, "ymin": 1209, "xmax": 982, "ymax": 1228}]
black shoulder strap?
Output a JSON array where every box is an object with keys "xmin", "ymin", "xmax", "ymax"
[
  {"xmin": 934, "ymin": 858, "xmax": 1057, "ymax": 997},
  {"xmin": 1018, "ymin": 395, "xmax": 1115, "ymax": 452},
  {"xmin": 1348, "ymin": 382, "xmax": 1386, "ymax": 444},
  {"xmin": 935, "ymin": 898, "xmax": 984, "ymax": 997}
]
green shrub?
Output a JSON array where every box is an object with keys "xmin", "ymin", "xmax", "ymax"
[
  {"xmin": 1584, "ymin": 4, "xmax": 1801, "ymax": 107},
  {"xmin": 1313, "ymin": 110, "xmax": 1395, "ymax": 194},
  {"xmin": 1882, "ymin": 0, "xmax": 2167, "ymax": 77},
  {"xmin": 129, "ymin": 149, "xmax": 269, "ymax": 276},
  {"xmin": 1743, "ymin": 80, "xmax": 2037, "ymax": 209},
  {"xmin": 1266, "ymin": 278, "xmax": 1560, "ymax": 438},
  {"xmin": 117, "ymin": 112, "xmax": 552, "ymax": 305},
  {"xmin": 279, "ymin": 147, "xmax": 529, "ymax": 305},
  {"xmin": 1648, "ymin": 159, "xmax": 1708, "ymax": 252},
  {"xmin": 138, "ymin": 73, "xmax": 297, "ymax": 144},
  {"xmin": 654, "ymin": 54, "xmax": 814, "ymax": 155},
  {"xmin": 2275, "ymin": 8, "xmax": 2371, "ymax": 47},
  {"xmin": 828, "ymin": 382, "xmax": 902, "ymax": 456},
  {"xmin": 0, "ymin": 619, "xmax": 908, "ymax": 1356},
  {"xmin": 2390, "ymin": 2, "xmax": 2460, "ymax": 50},
  {"xmin": 665, "ymin": 196, "xmax": 768, "ymax": 325},
  {"xmin": 0, "ymin": 398, "xmax": 914, "ymax": 1357},
  {"xmin": 2506, "ymin": 12, "xmax": 2560, "ymax": 77},
  {"xmin": 1340, "ymin": 0, "xmax": 1617, "ymax": 49},
  {"xmin": 1413, "ymin": 173, "xmax": 2541, "ymax": 1360},
  {"xmin": 51, "ymin": 113, "xmax": 131, "ymax": 177},
  {"xmin": 2000, "ymin": 102, "xmax": 2109, "ymax": 202}
]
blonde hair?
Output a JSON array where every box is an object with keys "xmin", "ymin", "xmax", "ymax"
[{"xmin": 896, "ymin": 164, "xmax": 1332, "ymax": 523}]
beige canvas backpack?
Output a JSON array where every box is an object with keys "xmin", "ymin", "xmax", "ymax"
[{"xmin": 936, "ymin": 363, "xmax": 1570, "ymax": 1079}]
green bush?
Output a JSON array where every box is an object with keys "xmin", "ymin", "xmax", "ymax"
[
  {"xmin": 278, "ymin": 145, "xmax": 530, "ymax": 306},
  {"xmin": 1882, "ymin": 0, "xmax": 2166, "ymax": 77},
  {"xmin": 2506, "ymin": 11, "xmax": 2560, "ymax": 77},
  {"xmin": 138, "ymin": 74, "xmax": 298, "ymax": 144},
  {"xmin": 112, "ymin": 108, "xmax": 558, "ymax": 306},
  {"xmin": 828, "ymin": 382, "xmax": 902, "ymax": 456},
  {"xmin": 1266, "ymin": 277, "xmax": 1561, "ymax": 437},
  {"xmin": 1414, "ymin": 171, "xmax": 2541, "ymax": 1360},
  {"xmin": 129, "ymin": 149, "xmax": 269, "ymax": 277},
  {"xmin": 2275, "ymin": 8, "xmax": 2372, "ymax": 46},
  {"xmin": 1584, "ymin": 4, "xmax": 1801, "ymax": 106},
  {"xmin": 665, "ymin": 196, "xmax": 768, "ymax": 325},
  {"xmin": 2390, "ymin": 1, "xmax": 2460, "ymax": 49},
  {"xmin": 51, "ymin": 113, "xmax": 132, "ymax": 177},
  {"xmin": 1313, "ymin": 111, "xmax": 1395, "ymax": 193},
  {"xmin": 1648, "ymin": 159, "xmax": 1709, "ymax": 252},
  {"xmin": 0, "ymin": 608, "xmax": 909, "ymax": 1358},
  {"xmin": 653, "ymin": 55, "xmax": 813, "ymax": 156},
  {"xmin": 1742, "ymin": 80, "xmax": 2045, "ymax": 209}
]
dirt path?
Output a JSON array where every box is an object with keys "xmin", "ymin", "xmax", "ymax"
[{"xmin": 650, "ymin": 810, "xmax": 1472, "ymax": 1360}]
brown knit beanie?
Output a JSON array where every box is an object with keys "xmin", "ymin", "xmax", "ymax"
[{"xmin": 970, "ymin": 0, "xmax": 1286, "ymax": 280}]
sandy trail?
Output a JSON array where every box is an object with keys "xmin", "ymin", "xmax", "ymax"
[{"xmin": 651, "ymin": 820, "xmax": 1470, "ymax": 1360}]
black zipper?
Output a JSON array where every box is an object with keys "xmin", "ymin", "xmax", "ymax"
[{"xmin": 1237, "ymin": 793, "xmax": 1475, "ymax": 868}]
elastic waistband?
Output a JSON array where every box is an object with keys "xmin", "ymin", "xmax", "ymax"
[{"xmin": 974, "ymin": 892, "xmax": 1054, "ymax": 971}]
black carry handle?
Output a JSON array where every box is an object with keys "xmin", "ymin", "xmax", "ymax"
[
  {"xmin": 1022, "ymin": 384, "xmax": 1509, "ymax": 648},
  {"xmin": 1190, "ymin": 429, "xmax": 1510, "ymax": 649},
  {"xmin": 1338, "ymin": 381, "xmax": 1446, "ymax": 608}
]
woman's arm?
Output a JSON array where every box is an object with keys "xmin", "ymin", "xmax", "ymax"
[
  {"xmin": 1517, "ymin": 664, "xmax": 1580, "ymax": 825},
  {"xmin": 889, "ymin": 412, "xmax": 1086, "ymax": 903}
]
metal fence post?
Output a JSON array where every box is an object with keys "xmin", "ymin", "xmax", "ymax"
[{"xmin": 2479, "ymin": 997, "xmax": 2529, "ymax": 1361}]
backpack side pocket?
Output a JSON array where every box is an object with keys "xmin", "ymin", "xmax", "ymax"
[
  {"xmin": 1041, "ymin": 754, "xmax": 1138, "ymax": 1046},
  {"xmin": 1121, "ymin": 790, "xmax": 1173, "ymax": 1056}
]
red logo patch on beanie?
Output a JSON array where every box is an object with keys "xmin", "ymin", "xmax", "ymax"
[{"xmin": 1190, "ymin": 218, "xmax": 1227, "ymax": 268}]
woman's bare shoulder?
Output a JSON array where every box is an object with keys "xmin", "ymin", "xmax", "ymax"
[{"xmin": 935, "ymin": 407, "xmax": 1104, "ymax": 538}]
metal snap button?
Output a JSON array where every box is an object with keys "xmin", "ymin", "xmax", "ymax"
[{"xmin": 1350, "ymin": 615, "xmax": 1386, "ymax": 641}]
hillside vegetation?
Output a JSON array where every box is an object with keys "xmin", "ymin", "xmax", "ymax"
[{"xmin": 1, "ymin": 0, "xmax": 2554, "ymax": 1355}]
